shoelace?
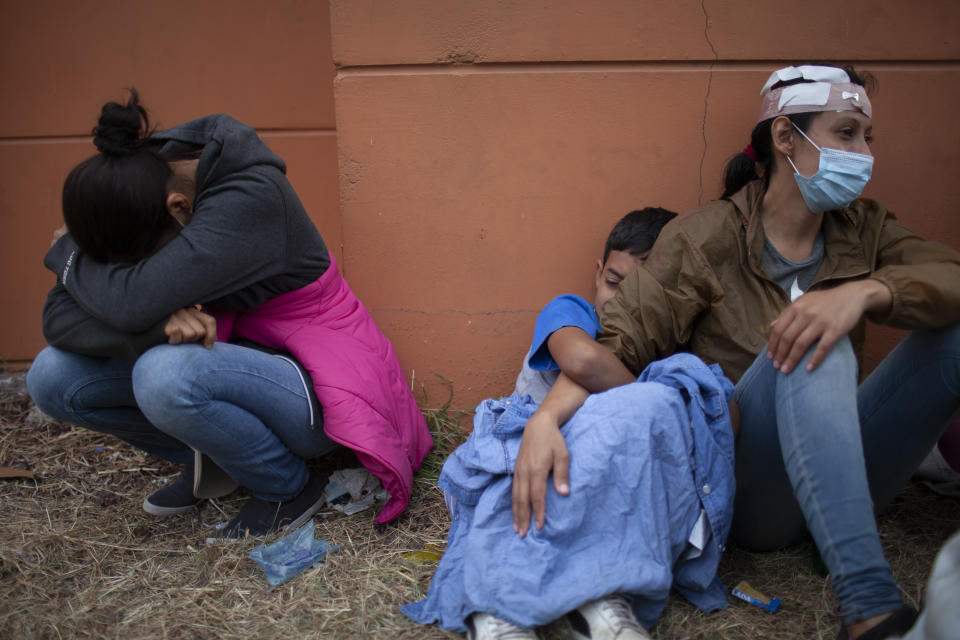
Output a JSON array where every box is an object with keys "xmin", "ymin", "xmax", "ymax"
[{"xmin": 598, "ymin": 597, "xmax": 647, "ymax": 635}]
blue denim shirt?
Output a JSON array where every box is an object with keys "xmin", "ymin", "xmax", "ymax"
[{"xmin": 402, "ymin": 353, "xmax": 736, "ymax": 631}]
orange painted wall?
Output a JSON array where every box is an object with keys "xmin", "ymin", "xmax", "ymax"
[
  {"xmin": 330, "ymin": 0, "xmax": 960, "ymax": 407},
  {"xmin": 0, "ymin": 1, "xmax": 339, "ymax": 368},
  {"xmin": 4, "ymin": 2, "xmax": 959, "ymax": 412}
]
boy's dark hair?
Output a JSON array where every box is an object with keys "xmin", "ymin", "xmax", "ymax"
[{"xmin": 603, "ymin": 207, "xmax": 678, "ymax": 264}]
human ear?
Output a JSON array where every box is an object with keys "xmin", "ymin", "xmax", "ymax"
[
  {"xmin": 594, "ymin": 258, "xmax": 604, "ymax": 287},
  {"xmin": 770, "ymin": 116, "xmax": 796, "ymax": 157},
  {"xmin": 166, "ymin": 192, "xmax": 193, "ymax": 226}
]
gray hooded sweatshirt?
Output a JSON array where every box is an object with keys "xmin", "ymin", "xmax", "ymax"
[{"xmin": 42, "ymin": 115, "xmax": 330, "ymax": 359}]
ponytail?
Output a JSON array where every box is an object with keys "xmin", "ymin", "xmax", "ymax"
[
  {"xmin": 92, "ymin": 89, "xmax": 151, "ymax": 157},
  {"xmin": 722, "ymin": 147, "xmax": 762, "ymax": 200},
  {"xmin": 63, "ymin": 90, "xmax": 177, "ymax": 263}
]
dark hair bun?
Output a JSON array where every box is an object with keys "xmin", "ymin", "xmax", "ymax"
[{"xmin": 92, "ymin": 88, "xmax": 150, "ymax": 157}]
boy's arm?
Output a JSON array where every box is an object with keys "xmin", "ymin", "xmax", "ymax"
[
  {"xmin": 511, "ymin": 295, "xmax": 636, "ymax": 536},
  {"xmin": 546, "ymin": 326, "xmax": 636, "ymax": 392},
  {"xmin": 512, "ymin": 373, "xmax": 589, "ymax": 537},
  {"xmin": 511, "ymin": 325, "xmax": 637, "ymax": 537}
]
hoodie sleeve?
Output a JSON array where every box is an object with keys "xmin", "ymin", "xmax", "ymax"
[
  {"xmin": 41, "ymin": 280, "xmax": 168, "ymax": 359},
  {"xmin": 56, "ymin": 169, "xmax": 288, "ymax": 332}
]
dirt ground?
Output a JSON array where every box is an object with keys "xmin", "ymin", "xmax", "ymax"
[{"xmin": 1, "ymin": 372, "xmax": 957, "ymax": 639}]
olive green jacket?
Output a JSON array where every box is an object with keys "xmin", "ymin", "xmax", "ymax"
[{"xmin": 598, "ymin": 181, "xmax": 960, "ymax": 383}]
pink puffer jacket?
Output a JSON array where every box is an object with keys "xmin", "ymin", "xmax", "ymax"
[{"xmin": 212, "ymin": 257, "xmax": 432, "ymax": 523}]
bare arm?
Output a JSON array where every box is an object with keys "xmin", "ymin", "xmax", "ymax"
[
  {"xmin": 546, "ymin": 326, "xmax": 637, "ymax": 392},
  {"xmin": 509, "ymin": 312, "xmax": 640, "ymax": 537}
]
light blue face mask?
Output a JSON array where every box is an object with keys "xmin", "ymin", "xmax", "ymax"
[{"xmin": 787, "ymin": 123, "xmax": 874, "ymax": 214}]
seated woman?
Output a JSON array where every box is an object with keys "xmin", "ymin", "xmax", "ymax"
[
  {"xmin": 27, "ymin": 91, "xmax": 432, "ymax": 537},
  {"xmin": 513, "ymin": 65, "xmax": 960, "ymax": 640}
]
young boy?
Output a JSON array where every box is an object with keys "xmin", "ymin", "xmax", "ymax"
[
  {"xmin": 404, "ymin": 207, "xmax": 691, "ymax": 640},
  {"xmin": 513, "ymin": 207, "xmax": 678, "ymax": 406}
]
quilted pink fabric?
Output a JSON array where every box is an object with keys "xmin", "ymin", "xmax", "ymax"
[{"xmin": 212, "ymin": 257, "xmax": 432, "ymax": 523}]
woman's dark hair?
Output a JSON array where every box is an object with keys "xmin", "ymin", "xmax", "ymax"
[
  {"xmin": 721, "ymin": 64, "xmax": 876, "ymax": 199},
  {"xmin": 62, "ymin": 89, "xmax": 199, "ymax": 263}
]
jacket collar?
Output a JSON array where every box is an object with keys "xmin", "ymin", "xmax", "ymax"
[
  {"xmin": 729, "ymin": 181, "xmax": 768, "ymax": 276},
  {"xmin": 729, "ymin": 181, "xmax": 869, "ymax": 283}
]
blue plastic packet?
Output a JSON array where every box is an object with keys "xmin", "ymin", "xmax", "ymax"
[{"xmin": 249, "ymin": 520, "xmax": 341, "ymax": 588}]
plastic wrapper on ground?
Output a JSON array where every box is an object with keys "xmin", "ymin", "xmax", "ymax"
[{"xmin": 249, "ymin": 520, "xmax": 341, "ymax": 588}]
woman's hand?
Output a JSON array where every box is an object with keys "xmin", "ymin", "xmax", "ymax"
[
  {"xmin": 511, "ymin": 411, "xmax": 570, "ymax": 537},
  {"xmin": 164, "ymin": 307, "xmax": 217, "ymax": 348},
  {"xmin": 767, "ymin": 279, "xmax": 892, "ymax": 374}
]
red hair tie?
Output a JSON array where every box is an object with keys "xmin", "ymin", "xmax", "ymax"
[{"xmin": 743, "ymin": 144, "xmax": 757, "ymax": 161}]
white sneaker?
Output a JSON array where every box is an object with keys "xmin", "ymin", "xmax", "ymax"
[
  {"xmin": 565, "ymin": 595, "xmax": 651, "ymax": 639},
  {"xmin": 466, "ymin": 612, "xmax": 539, "ymax": 639}
]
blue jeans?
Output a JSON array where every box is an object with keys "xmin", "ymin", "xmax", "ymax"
[
  {"xmin": 730, "ymin": 325, "xmax": 960, "ymax": 625},
  {"xmin": 27, "ymin": 342, "xmax": 338, "ymax": 502}
]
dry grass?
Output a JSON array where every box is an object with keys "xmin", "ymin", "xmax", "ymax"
[{"xmin": 1, "ymin": 373, "xmax": 957, "ymax": 639}]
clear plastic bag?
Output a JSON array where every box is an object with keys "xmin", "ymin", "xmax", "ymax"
[{"xmin": 249, "ymin": 520, "xmax": 340, "ymax": 588}]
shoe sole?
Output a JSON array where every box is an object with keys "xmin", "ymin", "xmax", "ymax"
[{"xmin": 142, "ymin": 497, "xmax": 201, "ymax": 517}]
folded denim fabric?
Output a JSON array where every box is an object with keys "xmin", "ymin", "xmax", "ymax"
[{"xmin": 402, "ymin": 353, "xmax": 736, "ymax": 631}]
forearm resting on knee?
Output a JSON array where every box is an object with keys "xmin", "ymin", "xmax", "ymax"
[{"xmin": 547, "ymin": 328, "xmax": 635, "ymax": 393}]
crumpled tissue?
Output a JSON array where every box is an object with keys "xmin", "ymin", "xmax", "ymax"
[
  {"xmin": 249, "ymin": 520, "xmax": 340, "ymax": 588},
  {"xmin": 324, "ymin": 468, "xmax": 390, "ymax": 515}
]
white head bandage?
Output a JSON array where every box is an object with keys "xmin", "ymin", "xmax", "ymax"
[{"xmin": 757, "ymin": 65, "xmax": 872, "ymax": 123}]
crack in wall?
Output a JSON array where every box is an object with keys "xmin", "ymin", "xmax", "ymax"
[{"xmin": 698, "ymin": 0, "xmax": 719, "ymax": 206}]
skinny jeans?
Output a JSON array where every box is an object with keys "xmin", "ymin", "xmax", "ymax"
[
  {"xmin": 26, "ymin": 342, "xmax": 338, "ymax": 502},
  {"xmin": 730, "ymin": 324, "xmax": 960, "ymax": 625}
]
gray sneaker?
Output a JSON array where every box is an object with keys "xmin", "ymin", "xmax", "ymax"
[
  {"xmin": 215, "ymin": 473, "xmax": 326, "ymax": 539},
  {"xmin": 466, "ymin": 612, "xmax": 538, "ymax": 640},
  {"xmin": 143, "ymin": 464, "xmax": 200, "ymax": 516},
  {"xmin": 565, "ymin": 596, "xmax": 650, "ymax": 640}
]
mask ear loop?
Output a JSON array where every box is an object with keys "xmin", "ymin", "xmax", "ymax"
[
  {"xmin": 786, "ymin": 155, "xmax": 802, "ymax": 175},
  {"xmin": 791, "ymin": 122, "xmax": 822, "ymax": 152},
  {"xmin": 787, "ymin": 122, "xmax": 822, "ymax": 176}
]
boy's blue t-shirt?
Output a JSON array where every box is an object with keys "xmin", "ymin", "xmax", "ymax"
[{"xmin": 512, "ymin": 295, "xmax": 600, "ymax": 404}]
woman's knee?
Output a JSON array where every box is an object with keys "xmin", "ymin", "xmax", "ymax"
[
  {"xmin": 809, "ymin": 334, "xmax": 858, "ymax": 378},
  {"xmin": 26, "ymin": 347, "xmax": 71, "ymax": 417},
  {"xmin": 784, "ymin": 335, "xmax": 859, "ymax": 411},
  {"xmin": 132, "ymin": 344, "xmax": 210, "ymax": 422}
]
